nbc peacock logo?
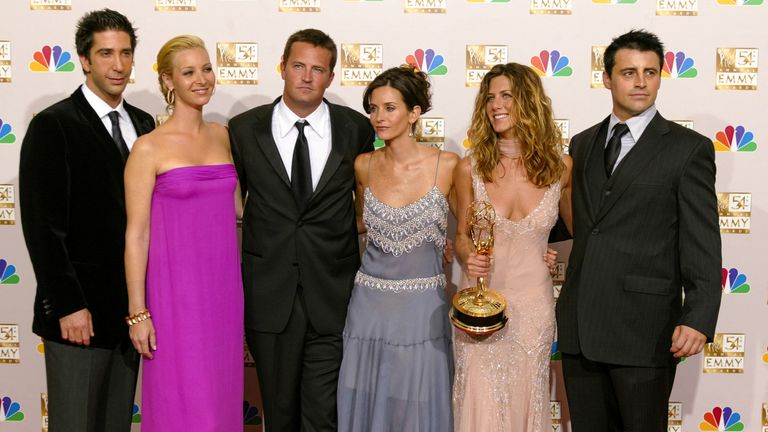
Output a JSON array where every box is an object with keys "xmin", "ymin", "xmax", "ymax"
[
  {"xmin": 700, "ymin": 406, "xmax": 744, "ymax": 431},
  {"xmin": 29, "ymin": 45, "xmax": 75, "ymax": 72},
  {"xmin": 717, "ymin": 0, "xmax": 763, "ymax": 4},
  {"xmin": 550, "ymin": 341, "xmax": 561, "ymax": 360},
  {"xmin": 131, "ymin": 403, "xmax": 141, "ymax": 423},
  {"xmin": 0, "ymin": 118, "xmax": 16, "ymax": 144},
  {"xmin": 243, "ymin": 400, "xmax": 262, "ymax": 425},
  {"xmin": 406, "ymin": 49, "xmax": 448, "ymax": 76},
  {"xmin": 662, "ymin": 51, "xmax": 698, "ymax": 78},
  {"xmin": 714, "ymin": 125, "xmax": 757, "ymax": 152},
  {"xmin": 0, "ymin": 396, "xmax": 24, "ymax": 422},
  {"xmin": 722, "ymin": 268, "xmax": 750, "ymax": 294},
  {"xmin": 0, "ymin": 259, "xmax": 20, "ymax": 284},
  {"xmin": 530, "ymin": 50, "xmax": 573, "ymax": 77}
]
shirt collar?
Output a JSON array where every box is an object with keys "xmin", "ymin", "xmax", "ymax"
[
  {"xmin": 608, "ymin": 105, "xmax": 657, "ymax": 142},
  {"xmin": 276, "ymin": 98, "xmax": 329, "ymax": 139},
  {"xmin": 81, "ymin": 83, "xmax": 129, "ymax": 122}
]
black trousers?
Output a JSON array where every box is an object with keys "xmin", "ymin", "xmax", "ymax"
[
  {"xmin": 562, "ymin": 352, "xmax": 677, "ymax": 432},
  {"xmin": 44, "ymin": 339, "xmax": 139, "ymax": 432},
  {"xmin": 246, "ymin": 288, "xmax": 343, "ymax": 432}
]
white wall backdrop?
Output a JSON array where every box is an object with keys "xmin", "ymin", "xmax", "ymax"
[{"xmin": 0, "ymin": 1, "xmax": 766, "ymax": 431}]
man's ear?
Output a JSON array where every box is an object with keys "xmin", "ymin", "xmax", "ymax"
[
  {"xmin": 79, "ymin": 55, "xmax": 91, "ymax": 74},
  {"xmin": 602, "ymin": 71, "xmax": 612, "ymax": 90}
]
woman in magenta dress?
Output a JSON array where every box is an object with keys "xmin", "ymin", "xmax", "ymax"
[{"xmin": 124, "ymin": 35, "xmax": 243, "ymax": 431}]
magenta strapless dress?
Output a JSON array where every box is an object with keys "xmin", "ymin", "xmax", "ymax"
[{"xmin": 142, "ymin": 164, "xmax": 244, "ymax": 432}]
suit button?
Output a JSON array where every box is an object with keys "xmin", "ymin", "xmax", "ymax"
[
  {"xmin": 591, "ymin": 228, "xmax": 599, "ymax": 235},
  {"xmin": 604, "ymin": 190, "xmax": 611, "ymax": 196}
]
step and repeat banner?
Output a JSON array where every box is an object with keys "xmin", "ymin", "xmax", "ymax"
[{"xmin": 0, "ymin": 1, "xmax": 766, "ymax": 431}]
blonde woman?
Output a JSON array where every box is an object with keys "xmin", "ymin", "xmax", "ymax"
[
  {"xmin": 452, "ymin": 63, "xmax": 572, "ymax": 431},
  {"xmin": 124, "ymin": 35, "xmax": 243, "ymax": 431}
]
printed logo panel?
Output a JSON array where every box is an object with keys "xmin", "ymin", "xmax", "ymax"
[
  {"xmin": 703, "ymin": 333, "xmax": 745, "ymax": 373},
  {"xmin": 155, "ymin": 0, "xmax": 197, "ymax": 11},
  {"xmin": 279, "ymin": 0, "xmax": 320, "ymax": 12},
  {"xmin": 405, "ymin": 0, "xmax": 447, "ymax": 13},
  {"xmin": 699, "ymin": 406, "xmax": 745, "ymax": 431},
  {"xmin": 406, "ymin": 49, "xmax": 448, "ymax": 76},
  {"xmin": 662, "ymin": 51, "xmax": 698, "ymax": 78},
  {"xmin": 551, "ymin": 401, "xmax": 562, "ymax": 431},
  {"xmin": 417, "ymin": 118, "xmax": 445, "ymax": 149},
  {"xmin": 217, "ymin": 42, "xmax": 259, "ymax": 85},
  {"xmin": 716, "ymin": 48, "xmax": 758, "ymax": 90},
  {"xmin": 714, "ymin": 125, "xmax": 757, "ymax": 152},
  {"xmin": 657, "ymin": 0, "xmax": 698, "ymax": 15},
  {"xmin": 30, "ymin": 0, "xmax": 71, "ymax": 10},
  {"xmin": 0, "ymin": 185, "xmax": 16, "ymax": 225},
  {"xmin": 0, "ymin": 324, "xmax": 20, "ymax": 364},
  {"xmin": 530, "ymin": 0, "xmax": 573, "ymax": 14},
  {"xmin": 0, "ymin": 41, "xmax": 11, "ymax": 82},
  {"xmin": 29, "ymin": 45, "xmax": 75, "ymax": 72},
  {"xmin": 590, "ymin": 46, "xmax": 607, "ymax": 88},
  {"xmin": 0, "ymin": 396, "xmax": 24, "ymax": 422},
  {"xmin": 341, "ymin": 44, "xmax": 383, "ymax": 86},
  {"xmin": 41, "ymin": 394, "xmax": 47, "ymax": 431},
  {"xmin": 466, "ymin": 45, "xmax": 508, "ymax": 86},
  {"xmin": 530, "ymin": 50, "xmax": 573, "ymax": 77},
  {"xmin": 717, "ymin": 192, "xmax": 751, "ymax": 233},
  {"xmin": 669, "ymin": 402, "xmax": 682, "ymax": 432},
  {"xmin": 244, "ymin": 400, "xmax": 263, "ymax": 425},
  {"xmin": 0, "ymin": 118, "xmax": 16, "ymax": 144},
  {"xmin": 721, "ymin": 268, "xmax": 750, "ymax": 294}
]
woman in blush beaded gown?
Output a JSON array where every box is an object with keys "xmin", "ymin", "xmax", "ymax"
[
  {"xmin": 124, "ymin": 35, "xmax": 243, "ymax": 432},
  {"xmin": 337, "ymin": 66, "xmax": 459, "ymax": 432},
  {"xmin": 452, "ymin": 62, "xmax": 573, "ymax": 432}
]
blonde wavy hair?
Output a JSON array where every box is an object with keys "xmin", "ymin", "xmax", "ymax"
[{"xmin": 469, "ymin": 63, "xmax": 563, "ymax": 186}]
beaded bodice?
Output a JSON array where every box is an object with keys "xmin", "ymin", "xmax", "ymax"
[{"xmin": 363, "ymin": 186, "xmax": 447, "ymax": 257}]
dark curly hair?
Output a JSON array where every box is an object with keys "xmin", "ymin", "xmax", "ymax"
[{"xmin": 362, "ymin": 65, "xmax": 432, "ymax": 116}]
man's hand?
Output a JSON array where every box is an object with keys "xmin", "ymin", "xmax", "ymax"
[
  {"xmin": 670, "ymin": 325, "xmax": 707, "ymax": 358},
  {"xmin": 544, "ymin": 248, "xmax": 558, "ymax": 274},
  {"xmin": 59, "ymin": 308, "xmax": 94, "ymax": 346},
  {"xmin": 443, "ymin": 239, "xmax": 455, "ymax": 264}
]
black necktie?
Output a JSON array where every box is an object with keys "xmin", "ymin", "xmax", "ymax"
[
  {"xmin": 107, "ymin": 111, "xmax": 130, "ymax": 162},
  {"xmin": 291, "ymin": 120, "xmax": 312, "ymax": 208},
  {"xmin": 604, "ymin": 122, "xmax": 629, "ymax": 177}
]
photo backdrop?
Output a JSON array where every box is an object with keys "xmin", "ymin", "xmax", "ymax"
[{"xmin": 0, "ymin": 1, "xmax": 766, "ymax": 431}]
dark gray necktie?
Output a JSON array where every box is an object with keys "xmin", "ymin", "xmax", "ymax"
[
  {"xmin": 291, "ymin": 120, "xmax": 312, "ymax": 208},
  {"xmin": 107, "ymin": 111, "xmax": 130, "ymax": 162},
  {"xmin": 604, "ymin": 122, "xmax": 629, "ymax": 177}
]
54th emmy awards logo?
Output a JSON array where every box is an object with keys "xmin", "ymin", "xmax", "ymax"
[
  {"xmin": 590, "ymin": 46, "xmax": 607, "ymax": 88},
  {"xmin": 0, "ymin": 324, "xmax": 20, "ymax": 364},
  {"xmin": 668, "ymin": 402, "xmax": 682, "ymax": 432},
  {"xmin": 555, "ymin": 119, "xmax": 570, "ymax": 153},
  {"xmin": 0, "ymin": 41, "xmax": 11, "ymax": 83},
  {"xmin": 530, "ymin": 0, "xmax": 572, "ymax": 14},
  {"xmin": 417, "ymin": 118, "xmax": 445, "ymax": 150},
  {"xmin": 0, "ymin": 185, "xmax": 16, "ymax": 225},
  {"xmin": 279, "ymin": 0, "xmax": 320, "ymax": 12},
  {"xmin": 703, "ymin": 333, "xmax": 745, "ymax": 373},
  {"xmin": 716, "ymin": 48, "xmax": 759, "ymax": 90},
  {"xmin": 340, "ymin": 44, "xmax": 383, "ymax": 86},
  {"xmin": 717, "ymin": 192, "xmax": 751, "ymax": 234},
  {"xmin": 217, "ymin": 42, "xmax": 258, "ymax": 85},
  {"xmin": 465, "ymin": 45, "xmax": 507, "ymax": 86},
  {"xmin": 405, "ymin": 0, "xmax": 447, "ymax": 13},
  {"xmin": 41, "ymin": 394, "xmax": 48, "ymax": 431},
  {"xmin": 155, "ymin": 0, "xmax": 196, "ymax": 11},
  {"xmin": 30, "ymin": 0, "xmax": 71, "ymax": 10},
  {"xmin": 656, "ymin": 0, "xmax": 697, "ymax": 15},
  {"xmin": 551, "ymin": 401, "xmax": 562, "ymax": 431}
]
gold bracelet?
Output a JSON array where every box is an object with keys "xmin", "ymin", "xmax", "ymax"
[{"xmin": 125, "ymin": 309, "xmax": 151, "ymax": 326}]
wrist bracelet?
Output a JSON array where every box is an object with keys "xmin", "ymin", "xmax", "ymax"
[{"xmin": 125, "ymin": 309, "xmax": 151, "ymax": 326}]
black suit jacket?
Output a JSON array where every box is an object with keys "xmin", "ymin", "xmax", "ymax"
[
  {"xmin": 20, "ymin": 87, "xmax": 154, "ymax": 348},
  {"xmin": 556, "ymin": 112, "xmax": 721, "ymax": 367},
  {"xmin": 229, "ymin": 98, "xmax": 375, "ymax": 334}
]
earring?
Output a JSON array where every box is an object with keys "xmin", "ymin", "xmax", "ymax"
[
  {"xmin": 165, "ymin": 88, "xmax": 175, "ymax": 106},
  {"xmin": 408, "ymin": 123, "xmax": 415, "ymax": 137}
]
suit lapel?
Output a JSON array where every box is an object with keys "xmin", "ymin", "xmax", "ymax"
[
  {"xmin": 124, "ymin": 102, "xmax": 154, "ymax": 136},
  {"xmin": 253, "ymin": 100, "xmax": 291, "ymax": 188},
  {"xmin": 594, "ymin": 113, "xmax": 669, "ymax": 223},
  {"xmin": 71, "ymin": 88, "xmax": 125, "ymax": 166},
  {"xmin": 579, "ymin": 117, "xmax": 609, "ymax": 223},
  {"xmin": 313, "ymin": 102, "xmax": 347, "ymax": 199}
]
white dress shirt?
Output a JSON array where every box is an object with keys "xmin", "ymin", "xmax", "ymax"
[
  {"xmin": 271, "ymin": 99, "xmax": 332, "ymax": 191},
  {"xmin": 605, "ymin": 105, "xmax": 657, "ymax": 173},
  {"xmin": 81, "ymin": 83, "xmax": 139, "ymax": 150}
]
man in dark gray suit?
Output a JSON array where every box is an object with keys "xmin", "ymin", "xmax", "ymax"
[
  {"xmin": 556, "ymin": 30, "xmax": 721, "ymax": 432},
  {"xmin": 20, "ymin": 9, "xmax": 154, "ymax": 432},
  {"xmin": 229, "ymin": 29, "xmax": 374, "ymax": 431}
]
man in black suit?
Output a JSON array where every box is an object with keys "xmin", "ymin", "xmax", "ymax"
[
  {"xmin": 229, "ymin": 29, "xmax": 374, "ymax": 431},
  {"xmin": 556, "ymin": 30, "xmax": 721, "ymax": 432},
  {"xmin": 19, "ymin": 9, "xmax": 154, "ymax": 432}
]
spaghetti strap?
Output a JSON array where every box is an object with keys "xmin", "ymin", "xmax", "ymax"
[
  {"xmin": 367, "ymin": 150, "xmax": 375, "ymax": 181},
  {"xmin": 433, "ymin": 150, "xmax": 442, "ymax": 187}
]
